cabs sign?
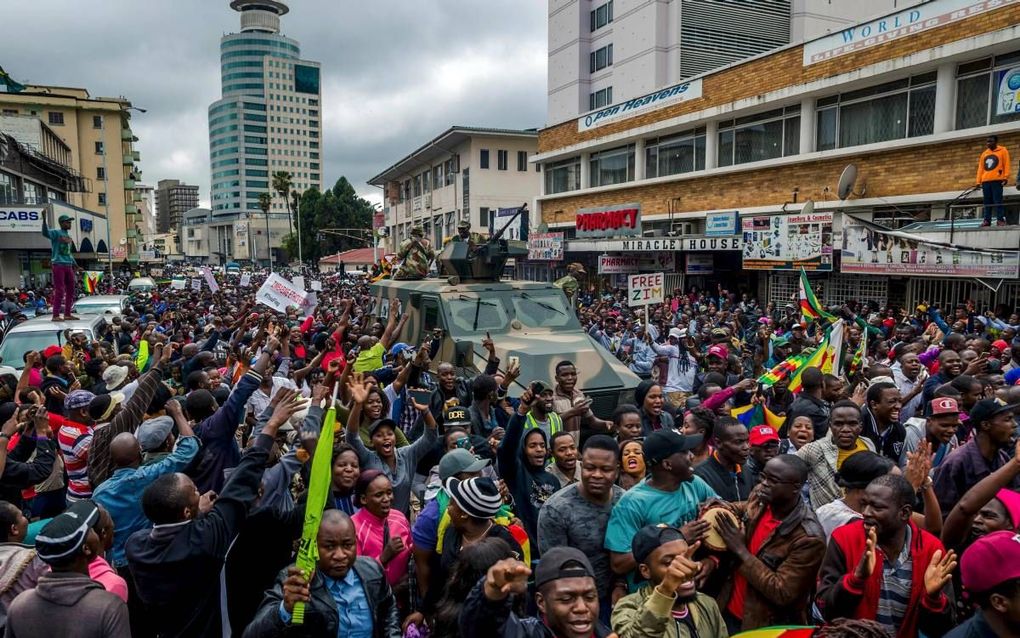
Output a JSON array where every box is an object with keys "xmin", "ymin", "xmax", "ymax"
[{"xmin": 0, "ymin": 206, "xmax": 44, "ymax": 232}]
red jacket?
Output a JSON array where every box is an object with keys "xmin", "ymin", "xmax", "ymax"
[{"xmin": 816, "ymin": 519, "xmax": 954, "ymax": 638}]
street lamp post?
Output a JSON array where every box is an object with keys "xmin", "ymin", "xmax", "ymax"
[{"xmin": 292, "ymin": 190, "xmax": 302, "ymax": 268}]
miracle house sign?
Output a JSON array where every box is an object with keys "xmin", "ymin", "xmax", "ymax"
[{"xmin": 575, "ymin": 204, "xmax": 642, "ymax": 238}]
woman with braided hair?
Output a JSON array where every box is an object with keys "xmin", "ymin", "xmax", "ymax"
[{"xmin": 815, "ymin": 618, "xmax": 893, "ymax": 637}]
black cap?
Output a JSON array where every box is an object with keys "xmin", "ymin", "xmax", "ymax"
[
  {"xmin": 970, "ymin": 399, "xmax": 1019, "ymax": 426},
  {"xmin": 367, "ymin": 418, "xmax": 398, "ymax": 437},
  {"xmin": 642, "ymin": 430, "xmax": 703, "ymax": 466},
  {"xmin": 631, "ymin": 524, "xmax": 686, "ymax": 564},
  {"xmin": 534, "ymin": 547, "xmax": 595, "ymax": 589},
  {"xmin": 443, "ymin": 405, "xmax": 471, "ymax": 427},
  {"xmin": 36, "ymin": 500, "xmax": 99, "ymax": 564}
]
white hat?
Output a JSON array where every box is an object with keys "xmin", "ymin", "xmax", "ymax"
[
  {"xmin": 102, "ymin": 365, "xmax": 129, "ymax": 391},
  {"xmin": 668, "ymin": 328, "xmax": 686, "ymax": 339}
]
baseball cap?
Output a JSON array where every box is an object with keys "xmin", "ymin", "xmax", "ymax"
[
  {"xmin": 927, "ymin": 397, "xmax": 960, "ymax": 417},
  {"xmin": 711, "ymin": 328, "xmax": 728, "ymax": 338},
  {"xmin": 65, "ymin": 389, "xmax": 96, "ymax": 412},
  {"xmin": 960, "ymin": 530, "xmax": 1020, "ymax": 594},
  {"xmin": 992, "ymin": 339, "xmax": 1010, "ymax": 352},
  {"xmin": 389, "ymin": 343, "xmax": 411, "ymax": 357},
  {"xmin": 749, "ymin": 424, "xmax": 780, "ymax": 447},
  {"xmin": 771, "ymin": 336, "xmax": 790, "ymax": 347},
  {"xmin": 438, "ymin": 448, "xmax": 489, "ymax": 482},
  {"xmin": 443, "ymin": 405, "xmax": 471, "ymax": 427},
  {"xmin": 529, "ymin": 380, "xmax": 553, "ymax": 395},
  {"xmin": 367, "ymin": 418, "xmax": 398, "ymax": 437},
  {"xmin": 970, "ymin": 398, "xmax": 1020, "ymax": 426},
  {"xmin": 534, "ymin": 546, "xmax": 595, "ymax": 589},
  {"xmin": 444, "ymin": 477, "xmax": 502, "ymax": 519},
  {"xmin": 88, "ymin": 392, "xmax": 125, "ymax": 422},
  {"xmin": 668, "ymin": 328, "xmax": 685, "ymax": 340},
  {"xmin": 35, "ymin": 500, "xmax": 99, "ymax": 565},
  {"xmin": 136, "ymin": 415, "xmax": 175, "ymax": 452},
  {"xmin": 642, "ymin": 430, "xmax": 703, "ymax": 466},
  {"xmin": 707, "ymin": 344, "xmax": 728, "ymax": 360},
  {"xmin": 57, "ymin": 214, "xmax": 74, "ymax": 223},
  {"xmin": 631, "ymin": 524, "xmax": 685, "ymax": 565},
  {"xmin": 102, "ymin": 365, "xmax": 129, "ymax": 390},
  {"xmin": 791, "ymin": 323, "xmax": 805, "ymax": 331},
  {"xmin": 995, "ymin": 489, "xmax": 1020, "ymax": 529}
]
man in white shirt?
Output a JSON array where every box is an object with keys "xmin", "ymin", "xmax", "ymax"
[{"xmin": 648, "ymin": 327, "xmax": 697, "ymax": 406}]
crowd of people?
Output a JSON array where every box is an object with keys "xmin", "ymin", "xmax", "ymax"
[{"xmin": 0, "ymin": 264, "xmax": 1016, "ymax": 638}]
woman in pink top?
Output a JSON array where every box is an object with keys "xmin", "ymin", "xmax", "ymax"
[
  {"xmin": 86, "ymin": 505, "xmax": 128, "ymax": 603},
  {"xmin": 351, "ymin": 470, "xmax": 412, "ymax": 590}
]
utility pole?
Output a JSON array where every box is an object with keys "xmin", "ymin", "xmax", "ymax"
[{"xmin": 292, "ymin": 190, "xmax": 302, "ymax": 267}]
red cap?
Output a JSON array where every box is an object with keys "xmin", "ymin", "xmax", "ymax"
[
  {"xmin": 749, "ymin": 425, "xmax": 780, "ymax": 447},
  {"xmin": 707, "ymin": 344, "xmax": 729, "ymax": 360},
  {"xmin": 992, "ymin": 339, "xmax": 1009, "ymax": 352},
  {"xmin": 960, "ymin": 531, "xmax": 1020, "ymax": 593},
  {"xmin": 42, "ymin": 345, "xmax": 62, "ymax": 359},
  {"xmin": 928, "ymin": 397, "xmax": 960, "ymax": 416}
]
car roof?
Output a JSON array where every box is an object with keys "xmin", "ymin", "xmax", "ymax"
[
  {"xmin": 6, "ymin": 315, "xmax": 105, "ymax": 334},
  {"xmin": 73, "ymin": 295, "xmax": 128, "ymax": 304},
  {"xmin": 129, "ymin": 277, "xmax": 155, "ymax": 284}
]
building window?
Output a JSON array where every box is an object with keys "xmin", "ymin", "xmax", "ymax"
[
  {"xmin": 480, "ymin": 149, "xmax": 490, "ymax": 169},
  {"xmin": 955, "ymin": 50, "xmax": 1020, "ymax": 130},
  {"xmin": 497, "ymin": 150, "xmax": 508, "ymax": 171},
  {"xmin": 589, "ymin": 87, "xmax": 613, "ymax": 111},
  {"xmin": 93, "ymin": 115, "xmax": 103, "ymax": 128},
  {"xmin": 96, "ymin": 167, "xmax": 106, "ymax": 181},
  {"xmin": 0, "ymin": 173, "xmax": 15, "ymax": 204},
  {"xmin": 47, "ymin": 112, "xmax": 64, "ymax": 126},
  {"xmin": 423, "ymin": 170, "xmax": 431, "ymax": 192},
  {"xmin": 816, "ymin": 74, "xmax": 936, "ymax": 151},
  {"xmin": 517, "ymin": 151, "xmax": 528, "ymax": 172},
  {"xmin": 589, "ymin": 144, "xmax": 635, "ymax": 187},
  {"xmin": 413, "ymin": 175, "xmax": 422, "ymax": 197},
  {"xmin": 718, "ymin": 106, "xmax": 800, "ymax": 167},
  {"xmin": 1, "ymin": 109, "xmax": 16, "ymax": 116},
  {"xmin": 590, "ymin": 0, "xmax": 613, "ymax": 31},
  {"xmin": 590, "ymin": 44, "xmax": 613, "ymax": 73},
  {"xmin": 433, "ymin": 166, "xmax": 443, "ymax": 188},
  {"xmin": 645, "ymin": 128, "xmax": 706, "ymax": 178},
  {"xmin": 545, "ymin": 157, "xmax": 581, "ymax": 194},
  {"xmin": 479, "ymin": 206, "xmax": 489, "ymax": 227},
  {"xmin": 98, "ymin": 192, "xmax": 107, "ymax": 206},
  {"xmin": 95, "ymin": 141, "xmax": 104, "ymax": 155}
]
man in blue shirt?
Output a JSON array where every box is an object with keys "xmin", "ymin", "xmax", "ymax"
[
  {"xmin": 245, "ymin": 509, "xmax": 401, "ymax": 638},
  {"xmin": 41, "ymin": 213, "xmax": 78, "ymax": 321}
]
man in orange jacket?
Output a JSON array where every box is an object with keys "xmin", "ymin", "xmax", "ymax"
[{"xmin": 976, "ymin": 135, "xmax": 1011, "ymax": 227}]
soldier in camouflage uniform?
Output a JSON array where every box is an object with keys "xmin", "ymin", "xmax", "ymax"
[
  {"xmin": 554, "ymin": 262, "xmax": 586, "ymax": 304},
  {"xmin": 453, "ymin": 220, "xmax": 486, "ymax": 248},
  {"xmin": 393, "ymin": 224, "xmax": 436, "ymax": 280}
]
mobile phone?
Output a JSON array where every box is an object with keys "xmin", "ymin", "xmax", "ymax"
[
  {"xmin": 410, "ymin": 388, "xmax": 431, "ymax": 405},
  {"xmin": 508, "ymin": 355, "xmax": 520, "ymax": 369}
]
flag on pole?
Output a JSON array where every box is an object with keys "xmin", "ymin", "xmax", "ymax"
[
  {"xmin": 83, "ymin": 271, "xmax": 103, "ymax": 294},
  {"xmin": 799, "ymin": 268, "xmax": 837, "ymax": 323},
  {"xmin": 0, "ymin": 66, "xmax": 26, "ymax": 94},
  {"xmin": 292, "ymin": 386, "xmax": 339, "ymax": 625},
  {"xmin": 848, "ymin": 328, "xmax": 867, "ymax": 377},
  {"xmin": 731, "ymin": 403, "xmax": 786, "ymax": 431},
  {"xmin": 758, "ymin": 320, "xmax": 841, "ymax": 393},
  {"xmin": 820, "ymin": 319, "xmax": 845, "ymax": 376}
]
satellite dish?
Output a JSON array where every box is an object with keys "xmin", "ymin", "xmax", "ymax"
[
  {"xmin": 837, "ymin": 164, "xmax": 865, "ymax": 200},
  {"xmin": 801, "ymin": 199, "xmax": 815, "ymax": 216},
  {"xmin": 119, "ymin": 238, "xmax": 127, "ymax": 245}
]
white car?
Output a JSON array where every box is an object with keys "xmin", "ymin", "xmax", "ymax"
[
  {"xmin": 71, "ymin": 295, "xmax": 131, "ymax": 317},
  {"xmin": 0, "ymin": 315, "xmax": 108, "ymax": 377},
  {"xmin": 128, "ymin": 277, "xmax": 156, "ymax": 292}
]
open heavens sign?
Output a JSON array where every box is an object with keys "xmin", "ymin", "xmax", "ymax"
[{"xmin": 577, "ymin": 80, "xmax": 703, "ymax": 132}]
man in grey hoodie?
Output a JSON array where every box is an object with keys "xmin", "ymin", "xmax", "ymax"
[{"xmin": 5, "ymin": 500, "xmax": 129, "ymax": 637}]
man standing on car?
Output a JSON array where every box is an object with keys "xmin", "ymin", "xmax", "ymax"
[{"xmin": 42, "ymin": 213, "xmax": 79, "ymax": 321}]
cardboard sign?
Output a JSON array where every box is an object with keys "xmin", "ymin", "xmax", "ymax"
[
  {"xmin": 310, "ymin": 280, "xmax": 322, "ymax": 291},
  {"xmin": 240, "ymin": 273, "xmax": 251, "ymax": 287},
  {"xmin": 293, "ymin": 275, "xmax": 305, "ymax": 291},
  {"xmin": 190, "ymin": 278, "xmax": 202, "ymax": 291},
  {"xmin": 202, "ymin": 267, "xmax": 219, "ymax": 293},
  {"xmin": 256, "ymin": 273, "xmax": 317, "ymax": 314},
  {"xmin": 171, "ymin": 278, "xmax": 186, "ymax": 290},
  {"xmin": 627, "ymin": 272, "xmax": 664, "ymax": 307}
]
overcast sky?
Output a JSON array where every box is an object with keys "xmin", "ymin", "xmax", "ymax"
[{"xmin": 3, "ymin": 0, "xmax": 547, "ymax": 207}]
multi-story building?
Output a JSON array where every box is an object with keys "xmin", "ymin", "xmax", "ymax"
[
  {"xmin": 0, "ymin": 85, "xmax": 144, "ymax": 262},
  {"xmin": 205, "ymin": 0, "xmax": 322, "ymax": 264},
  {"xmin": 0, "ymin": 128, "xmax": 110, "ymax": 287},
  {"xmin": 369, "ymin": 126, "xmax": 542, "ymax": 255},
  {"xmin": 534, "ymin": 0, "xmax": 1020, "ymax": 309},
  {"xmin": 155, "ymin": 179, "xmax": 199, "ymax": 234},
  {"xmin": 547, "ymin": 0, "xmax": 925, "ymax": 123}
]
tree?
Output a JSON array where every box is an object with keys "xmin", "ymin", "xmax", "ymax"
[
  {"xmin": 296, "ymin": 177, "xmax": 376, "ymax": 263},
  {"xmin": 258, "ymin": 191, "xmax": 273, "ymax": 270},
  {"xmin": 272, "ymin": 171, "xmax": 294, "ymax": 237}
]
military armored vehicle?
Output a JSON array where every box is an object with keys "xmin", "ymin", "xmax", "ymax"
[{"xmin": 370, "ymin": 218, "xmax": 639, "ymax": 416}]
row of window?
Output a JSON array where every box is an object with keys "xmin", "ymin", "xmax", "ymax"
[
  {"xmin": 45, "ymin": 112, "xmax": 107, "ymax": 130},
  {"xmin": 589, "ymin": 87, "xmax": 613, "ymax": 111},
  {"xmin": 590, "ymin": 1, "xmax": 613, "ymax": 31},
  {"xmin": 480, "ymin": 149, "xmax": 532, "ymax": 171},
  {"xmin": 224, "ymin": 82, "xmax": 265, "ymax": 93},
  {"xmin": 590, "ymin": 44, "xmax": 613, "ymax": 74},
  {"xmin": 221, "ymin": 37, "xmax": 300, "ymax": 53},
  {"xmin": 549, "ymin": 51, "xmax": 1020, "ymax": 194}
]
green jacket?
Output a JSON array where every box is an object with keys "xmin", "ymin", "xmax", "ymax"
[{"xmin": 611, "ymin": 585, "xmax": 728, "ymax": 638}]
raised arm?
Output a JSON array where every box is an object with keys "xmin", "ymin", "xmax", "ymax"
[{"xmin": 942, "ymin": 438, "xmax": 1020, "ymax": 547}]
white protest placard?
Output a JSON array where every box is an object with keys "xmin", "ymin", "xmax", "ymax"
[
  {"xmin": 310, "ymin": 280, "xmax": 322, "ymax": 291},
  {"xmin": 240, "ymin": 273, "xmax": 251, "ymax": 287},
  {"xmin": 256, "ymin": 273, "xmax": 315, "ymax": 313},
  {"xmin": 201, "ymin": 267, "xmax": 219, "ymax": 293},
  {"xmin": 190, "ymin": 278, "xmax": 202, "ymax": 291},
  {"xmin": 292, "ymin": 275, "xmax": 305, "ymax": 290},
  {"xmin": 171, "ymin": 278, "xmax": 186, "ymax": 290},
  {"xmin": 627, "ymin": 272, "xmax": 664, "ymax": 307}
]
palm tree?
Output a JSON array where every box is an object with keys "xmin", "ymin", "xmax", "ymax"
[
  {"xmin": 272, "ymin": 171, "xmax": 294, "ymax": 237},
  {"xmin": 258, "ymin": 191, "xmax": 273, "ymax": 271}
]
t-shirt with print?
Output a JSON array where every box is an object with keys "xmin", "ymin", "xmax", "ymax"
[{"xmin": 604, "ymin": 478, "xmax": 717, "ymax": 554}]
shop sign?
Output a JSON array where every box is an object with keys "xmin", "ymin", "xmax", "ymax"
[
  {"xmin": 742, "ymin": 212, "xmax": 833, "ymax": 271},
  {"xmin": 996, "ymin": 67, "xmax": 1020, "ymax": 116},
  {"xmin": 578, "ymin": 80, "xmax": 703, "ymax": 132},
  {"xmin": 373, "ymin": 212, "xmax": 386, "ymax": 229},
  {"xmin": 527, "ymin": 232, "xmax": 564, "ymax": 261},
  {"xmin": 802, "ymin": 0, "xmax": 1019, "ymax": 66},
  {"xmin": 576, "ymin": 204, "xmax": 641, "ymax": 238},
  {"xmin": 686, "ymin": 254, "xmax": 714, "ymax": 275},
  {"xmin": 628, "ymin": 272, "xmax": 664, "ymax": 307},
  {"xmin": 706, "ymin": 212, "xmax": 739, "ymax": 236},
  {"xmin": 841, "ymin": 219, "xmax": 1020, "ymax": 279},
  {"xmin": 618, "ymin": 236, "xmax": 741, "ymax": 252},
  {"xmin": 598, "ymin": 253, "xmax": 675, "ymax": 274},
  {"xmin": 0, "ymin": 206, "xmax": 45, "ymax": 232},
  {"xmin": 139, "ymin": 250, "xmax": 157, "ymax": 261}
]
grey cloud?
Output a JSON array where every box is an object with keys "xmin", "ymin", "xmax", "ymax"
[{"xmin": 2, "ymin": 0, "xmax": 547, "ymax": 207}]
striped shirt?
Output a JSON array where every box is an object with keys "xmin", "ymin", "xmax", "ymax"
[
  {"xmin": 876, "ymin": 526, "xmax": 913, "ymax": 634},
  {"xmin": 57, "ymin": 418, "xmax": 94, "ymax": 502}
]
